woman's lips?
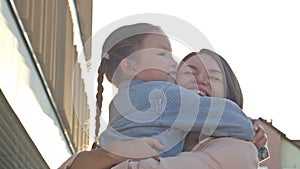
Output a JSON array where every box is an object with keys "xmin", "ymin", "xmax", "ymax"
[{"xmin": 196, "ymin": 87, "xmax": 210, "ymax": 96}]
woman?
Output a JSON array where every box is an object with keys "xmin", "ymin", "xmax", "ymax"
[{"xmin": 177, "ymin": 49, "xmax": 269, "ymax": 160}]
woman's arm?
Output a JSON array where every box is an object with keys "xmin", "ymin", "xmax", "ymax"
[
  {"xmin": 112, "ymin": 138, "xmax": 259, "ymax": 169},
  {"xmin": 59, "ymin": 138, "xmax": 164, "ymax": 169}
]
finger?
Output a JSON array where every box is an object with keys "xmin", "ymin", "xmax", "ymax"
[
  {"xmin": 252, "ymin": 127, "xmax": 264, "ymax": 143},
  {"xmin": 255, "ymin": 136, "xmax": 267, "ymax": 148},
  {"xmin": 252, "ymin": 119, "xmax": 260, "ymax": 131},
  {"xmin": 253, "ymin": 131, "xmax": 268, "ymax": 147},
  {"xmin": 254, "ymin": 133, "xmax": 268, "ymax": 147},
  {"xmin": 144, "ymin": 138, "xmax": 165, "ymax": 151}
]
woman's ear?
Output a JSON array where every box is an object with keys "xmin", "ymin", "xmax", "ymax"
[{"xmin": 119, "ymin": 58, "xmax": 137, "ymax": 77}]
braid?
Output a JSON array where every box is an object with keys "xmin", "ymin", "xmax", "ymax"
[{"xmin": 92, "ymin": 61, "xmax": 106, "ymax": 149}]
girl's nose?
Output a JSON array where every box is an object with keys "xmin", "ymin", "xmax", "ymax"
[{"xmin": 169, "ymin": 56, "xmax": 178, "ymax": 67}]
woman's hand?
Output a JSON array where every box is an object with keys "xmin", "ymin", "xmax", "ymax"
[
  {"xmin": 59, "ymin": 137, "xmax": 164, "ymax": 169},
  {"xmin": 103, "ymin": 137, "xmax": 164, "ymax": 161},
  {"xmin": 251, "ymin": 118, "xmax": 268, "ymax": 148}
]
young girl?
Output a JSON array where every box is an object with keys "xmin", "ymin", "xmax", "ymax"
[{"xmin": 96, "ymin": 23, "xmax": 255, "ymax": 158}]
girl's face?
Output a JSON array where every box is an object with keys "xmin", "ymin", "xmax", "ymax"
[
  {"xmin": 133, "ymin": 34, "xmax": 178, "ymax": 83},
  {"xmin": 177, "ymin": 54, "xmax": 225, "ymax": 98}
]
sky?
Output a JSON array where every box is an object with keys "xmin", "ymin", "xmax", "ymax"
[{"xmin": 91, "ymin": 0, "xmax": 300, "ymax": 140}]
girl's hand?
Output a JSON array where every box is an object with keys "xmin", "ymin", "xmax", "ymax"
[{"xmin": 251, "ymin": 118, "xmax": 268, "ymax": 148}]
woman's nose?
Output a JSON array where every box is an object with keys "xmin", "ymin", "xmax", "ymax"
[{"xmin": 196, "ymin": 73, "xmax": 209, "ymax": 85}]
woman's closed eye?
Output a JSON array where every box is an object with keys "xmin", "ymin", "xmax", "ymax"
[
  {"xmin": 209, "ymin": 76, "xmax": 222, "ymax": 82},
  {"xmin": 183, "ymin": 71, "xmax": 196, "ymax": 76}
]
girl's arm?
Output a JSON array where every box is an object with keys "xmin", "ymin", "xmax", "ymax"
[
  {"xmin": 162, "ymin": 85, "xmax": 255, "ymax": 141},
  {"xmin": 101, "ymin": 82, "xmax": 255, "ymax": 146}
]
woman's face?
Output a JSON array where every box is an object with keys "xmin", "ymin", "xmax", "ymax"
[
  {"xmin": 177, "ymin": 53, "xmax": 225, "ymax": 98},
  {"xmin": 133, "ymin": 34, "xmax": 178, "ymax": 83}
]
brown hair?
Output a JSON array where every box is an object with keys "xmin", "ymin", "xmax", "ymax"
[{"xmin": 93, "ymin": 23, "xmax": 163, "ymax": 148}]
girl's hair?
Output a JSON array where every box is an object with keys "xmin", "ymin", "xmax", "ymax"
[
  {"xmin": 92, "ymin": 23, "xmax": 163, "ymax": 148},
  {"xmin": 178, "ymin": 49, "xmax": 243, "ymax": 108}
]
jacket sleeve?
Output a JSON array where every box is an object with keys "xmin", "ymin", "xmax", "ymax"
[{"xmin": 161, "ymin": 84, "xmax": 255, "ymax": 141}]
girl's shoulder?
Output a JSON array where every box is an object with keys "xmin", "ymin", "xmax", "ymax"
[
  {"xmin": 120, "ymin": 80, "xmax": 197, "ymax": 96},
  {"xmin": 144, "ymin": 80, "xmax": 176, "ymax": 87},
  {"xmin": 128, "ymin": 80, "xmax": 177, "ymax": 90}
]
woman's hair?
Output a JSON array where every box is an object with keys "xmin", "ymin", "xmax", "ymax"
[
  {"xmin": 93, "ymin": 23, "xmax": 163, "ymax": 148},
  {"xmin": 178, "ymin": 49, "xmax": 243, "ymax": 108}
]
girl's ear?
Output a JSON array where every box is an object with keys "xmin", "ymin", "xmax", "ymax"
[{"xmin": 119, "ymin": 58, "xmax": 137, "ymax": 77}]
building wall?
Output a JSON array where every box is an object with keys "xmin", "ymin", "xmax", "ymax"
[
  {"xmin": 0, "ymin": 0, "xmax": 71, "ymax": 167},
  {"xmin": 13, "ymin": 0, "xmax": 91, "ymax": 151},
  {"xmin": 260, "ymin": 122, "xmax": 282, "ymax": 169},
  {"xmin": 293, "ymin": 140, "xmax": 300, "ymax": 148},
  {"xmin": 281, "ymin": 139, "xmax": 300, "ymax": 169},
  {"xmin": 1, "ymin": 0, "xmax": 92, "ymax": 167}
]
